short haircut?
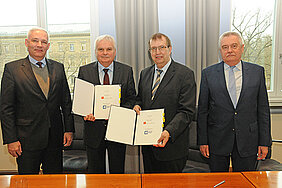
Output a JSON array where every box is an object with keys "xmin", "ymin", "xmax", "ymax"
[
  {"xmin": 27, "ymin": 27, "xmax": 49, "ymax": 41},
  {"xmin": 148, "ymin": 33, "xmax": 172, "ymax": 49},
  {"xmin": 218, "ymin": 31, "xmax": 244, "ymax": 48},
  {"xmin": 94, "ymin": 35, "xmax": 116, "ymax": 51}
]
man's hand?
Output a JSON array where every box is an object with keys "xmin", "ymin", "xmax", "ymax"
[
  {"xmin": 257, "ymin": 146, "xmax": 268, "ymax": 160},
  {"xmin": 84, "ymin": 114, "xmax": 96, "ymax": 122},
  {"xmin": 200, "ymin": 145, "xmax": 210, "ymax": 158},
  {"xmin": 133, "ymin": 105, "xmax": 141, "ymax": 115},
  {"xmin": 153, "ymin": 130, "xmax": 170, "ymax": 147},
  {"xmin": 8, "ymin": 141, "xmax": 22, "ymax": 158},
  {"xmin": 64, "ymin": 132, "xmax": 73, "ymax": 147}
]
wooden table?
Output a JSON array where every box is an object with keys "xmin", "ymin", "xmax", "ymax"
[
  {"xmin": 242, "ymin": 171, "xmax": 282, "ymax": 188},
  {"xmin": 0, "ymin": 174, "xmax": 141, "ymax": 188},
  {"xmin": 142, "ymin": 173, "xmax": 255, "ymax": 187}
]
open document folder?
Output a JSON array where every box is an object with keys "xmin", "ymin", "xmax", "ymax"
[
  {"xmin": 72, "ymin": 78, "xmax": 120, "ymax": 119},
  {"xmin": 105, "ymin": 106, "xmax": 165, "ymax": 145}
]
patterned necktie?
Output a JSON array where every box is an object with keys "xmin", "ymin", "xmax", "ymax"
[
  {"xmin": 151, "ymin": 69, "xmax": 163, "ymax": 100},
  {"xmin": 103, "ymin": 69, "xmax": 110, "ymax": 85},
  {"xmin": 36, "ymin": 62, "xmax": 43, "ymax": 68},
  {"xmin": 228, "ymin": 66, "xmax": 237, "ymax": 108}
]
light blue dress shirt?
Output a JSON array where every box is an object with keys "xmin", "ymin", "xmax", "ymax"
[{"xmin": 98, "ymin": 62, "xmax": 114, "ymax": 85}]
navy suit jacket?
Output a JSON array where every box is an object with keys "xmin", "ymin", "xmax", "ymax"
[
  {"xmin": 78, "ymin": 61, "xmax": 136, "ymax": 148},
  {"xmin": 136, "ymin": 60, "xmax": 196, "ymax": 161},
  {"xmin": 1, "ymin": 56, "xmax": 74, "ymax": 151},
  {"xmin": 197, "ymin": 61, "xmax": 271, "ymax": 157}
]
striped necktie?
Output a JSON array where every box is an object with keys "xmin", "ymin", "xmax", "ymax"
[
  {"xmin": 151, "ymin": 69, "xmax": 163, "ymax": 100},
  {"xmin": 36, "ymin": 62, "xmax": 43, "ymax": 68}
]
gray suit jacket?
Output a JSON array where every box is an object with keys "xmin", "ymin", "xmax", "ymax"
[
  {"xmin": 197, "ymin": 61, "xmax": 271, "ymax": 157},
  {"xmin": 136, "ymin": 60, "xmax": 196, "ymax": 161},
  {"xmin": 78, "ymin": 61, "xmax": 136, "ymax": 148},
  {"xmin": 1, "ymin": 56, "xmax": 74, "ymax": 151}
]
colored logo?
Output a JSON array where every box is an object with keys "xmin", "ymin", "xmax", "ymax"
[
  {"xmin": 101, "ymin": 96, "xmax": 104, "ymax": 99},
  {"xmin": 103, "ymin": 105, "xmax": 107, "ymax": 109}
]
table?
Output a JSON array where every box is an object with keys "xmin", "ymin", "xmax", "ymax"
[
  {"xmin": 242, "ymin": 171, "xmax": 282, "ymax": 188},
  {"xmin": 0, "ymin": 174, "xmax": 141, "ymax": 188},
  {"xmin": 142, "ymin": 173, "xmax": 254, "ymax": 187}
]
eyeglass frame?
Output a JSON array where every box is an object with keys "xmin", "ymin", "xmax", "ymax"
[{"xmin": 149, "ymin": 45, "xmax": 170, "ymax": 53}]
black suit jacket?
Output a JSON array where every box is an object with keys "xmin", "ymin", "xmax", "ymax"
[
  {"xmin": 78, "ymin": 61, "xmax": 136, "ymax": 148},
  {"xmin": 197, "ymin": 61, "xmax": 271, "ymax": 157},
  {"xmin": 136, "ymin": 60, "xmax": 196, "ymax": 161},
  {"xmin": 1, "ymin": 56, "xmax": 74, "ymax": 151}
]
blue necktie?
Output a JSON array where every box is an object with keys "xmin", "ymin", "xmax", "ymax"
[{"xmin": 228, "ymin": 66, "xmax": 237, "ymax": 108}]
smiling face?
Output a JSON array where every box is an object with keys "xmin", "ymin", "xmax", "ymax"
[
  {"xmin": 149, "ymin": 36, "xmax": 172, "ymax": 69},
  {"xmin": 220, "ymin": 35, "xmax": 244, "ymax": 66},
  {"xmin": 95, "ymin": 39, "xmax": 116, "ymax": 67},
  {"xmin": 25, "ymin": 29, "xmax": 50, "ymax": 61}
]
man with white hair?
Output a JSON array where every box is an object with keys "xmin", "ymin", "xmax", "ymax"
[{"xmin": 78, "ymin": 34, "xmax": 136, "ymax": 174}]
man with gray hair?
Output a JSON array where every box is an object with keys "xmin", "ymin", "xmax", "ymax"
[
  {"xmin": 197, "ymin": 31, "xmax": 271, "ymax": 172},
  {"xmin": 1, "ymin": 27, "xmax": 74, "ymax": 174},
  {"xmin": 78, "ymin": 34, "xmax": 136, "ymax": 174}
]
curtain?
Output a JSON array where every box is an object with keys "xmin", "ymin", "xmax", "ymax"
[
  {"xmin": 185, "ymin": 0, "xmax": 220, "ymax": 98},
  {"xmin": 114, "ymin": 0, "xmax": 159, "ymax": 174}
]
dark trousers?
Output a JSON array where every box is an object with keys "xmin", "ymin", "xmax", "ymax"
[
  {"xmin": 16, "ymin": 147, "xmax": 62, "ymax": 175},
  {"xmin": 87, "ymin": 140, "xmax": 126, "ymax": 174},
  {"xmin": 142, "ymin": 146, "xmax": 187, "ymax": 173},
  {"xmin": 209, "ymin": 140, "xmax": 257, "ymax": 172}
]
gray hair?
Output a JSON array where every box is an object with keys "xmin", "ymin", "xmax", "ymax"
[
  {"xmin": 94, "ymin": 35, "xmax": 116, "ymax": 51},
  {"xmin": 218, "ymin": 31, "xmax": 243, "ymax": 48},
  {"xmin": 27, "ymin": 27, "xmax": 49, "ymax": 41}
]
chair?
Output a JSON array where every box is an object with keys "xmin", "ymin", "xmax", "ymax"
[{"xmin": 63, "ymin": 115, "xmax": 88, "ymax": 173}]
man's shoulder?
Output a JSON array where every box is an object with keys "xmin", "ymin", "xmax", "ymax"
[
  {"xmin": 114, "ymin": 61, "xmax": 132, "ymax": 70},
  {"xmin": 172, "ymin": 61, "xmax": 194, "ymax": 74},
  {"xmin": 5, "ymin": 57, "xmax": 28, "ymax": 67},
  {"xmin": 242, "ymin": 61, "xmax": 264, "ymax": 70},
  {"xmin": 202, "ymin": 62, "xmax": 223, "ymax": 73}
]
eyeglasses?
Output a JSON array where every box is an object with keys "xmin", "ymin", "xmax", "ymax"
[
  {"xmin": 149, "ymin": 45, "xmax": 169, "ymax": 53},
  {"xmin": 221, "ymin": 43, "xmax": 240, "ymax": 51}
]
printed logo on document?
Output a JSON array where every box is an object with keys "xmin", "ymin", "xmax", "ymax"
[{"xmin": 144, "ymin": 130, "xmax": 152, "ymax": 135}]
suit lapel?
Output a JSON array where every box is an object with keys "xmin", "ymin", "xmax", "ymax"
[
  {"xmin": 21, "ymin": 57, "xmax": 46, "ymax": 100},
  {"xmin": 46, "ymin": 59, "xmax": 54, "ymax": 99},
  {"xmin": 112, "ymin": 61, "xmax": 121, "ymax": 84},
  {"xmin": 237, "ymin": 61, "xmax": 248, "ymax": 107},
  {"xmin": 217, "ymin": 61, "xmax": 234, "ymax": 108},
  {"xmin": 151, "ymin": 61, "xmax": 175, "ymax": 104}
]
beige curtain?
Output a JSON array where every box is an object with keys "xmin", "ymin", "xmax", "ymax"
[
  {"xmin": 114, "ymin": 0, "xmax": 159, "ymax": 174},
  {"xmin": 185, "ymin": 0, "xmax": 221, "ymax": 98}
]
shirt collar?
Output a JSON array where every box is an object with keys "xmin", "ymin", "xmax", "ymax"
[
  {"xmin": 98, "ymin": 61, "xmax": 114, "ymax": 73},
  {"xmin": 28, "ymin": 55, "xmax": 46, "ymax": 67},
  {"xmin": 224, "ymin": 60, "xmax": 242, "ymax": 71}
]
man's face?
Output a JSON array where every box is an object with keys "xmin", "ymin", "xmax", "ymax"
[
  {"xmin": 95, "ymin": 39, "xmax": 116, "ymax": 67},
  {"xmin": 150, "ymin": 36, "xmax": 172, "ymax": 69},
  {"xmin": 25, "ymin": 30, "xmax": 50, "ymax": 61},
  {"xmin": 220, "ymin": 35, "xmax": 244, "ymax": 66}
]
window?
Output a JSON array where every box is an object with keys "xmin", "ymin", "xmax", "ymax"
[
  {"xmin": 230, "ymin": 0, "xmax": 282, "ymax": 105},
  {"xmin": 0, "ymin": 0, "xmax": 37, "ymax": 77}
]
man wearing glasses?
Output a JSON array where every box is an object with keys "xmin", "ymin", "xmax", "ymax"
[
  {"xmin": 197, "ymin": 31, "xmax": 271, "ymax": 172},
  {"xmin": 134, "ymin": 33, "xmax": 196, "ymax": 173}
]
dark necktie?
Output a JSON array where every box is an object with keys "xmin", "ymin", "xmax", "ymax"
[
  {"xmin": 103, "ymin": 69, "xmax": 110, "ymax": 85},
  {"xmin": 151, "ymin": 69, "xmax": 163, "ymax": 100},
  {"xmin": 36, "ymin": 62, "xmax": 43, "ymax": 68}
]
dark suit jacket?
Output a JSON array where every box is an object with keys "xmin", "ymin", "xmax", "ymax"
[
  {"xmin": 1, "ymin": 56, "xmax": 74, "ymax": 151},
  {"xmin": 78, "ymin": 61, "xmax": 136, "ymax": 148},
  {"xmin": 197, "ymin": 61, "xmax": 271, "ymax": 157},
  {"xmin": 136, "ymin": 60, "xmax": 196, "ymax": 161}
]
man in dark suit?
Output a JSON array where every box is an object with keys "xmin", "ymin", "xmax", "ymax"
[
  {"xmin": 78, "ymin": 35, "xmax": 136, "ymax": 174},
  {"xmin": 197, "ymin": 31, "xmax": 271, "ymax": 172},
  {"xmin": 134, "ymin": 33, "xmax": 196, "ymax": 173},
  {"xmin": 0, "ymin": 28, "xmax": 74, "ymax": 174}
]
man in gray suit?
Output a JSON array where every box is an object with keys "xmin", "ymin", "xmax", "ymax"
[
  {"xmin": 78, "ymin": 35, "xmax": 136, "ymax": 174},
  {"xmin": 134, "ymin": 33, "xmax": 196, "ymax": 173},
  {"xmin": 1, "ymin": 27, "xmax": 74, "ymax": 174},
  {"xmin": 197, "ymin": 31, "xmax": 271, "ymax": 172}
]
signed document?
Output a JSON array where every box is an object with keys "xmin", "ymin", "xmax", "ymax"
[
  {"xmin": 72, "ymin": 78, "xmax": 120, "ymax": 119},
  {"xmin": 72, "ymin": 78, "xmax": 95, "ymax": 116},
  {"xmin": 93, "ymin": 85, "xmax": 121, "ymax": 119},
  {"xmin": 105, "ymin": 106, "xmax": 164, "ymax": 145}
]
